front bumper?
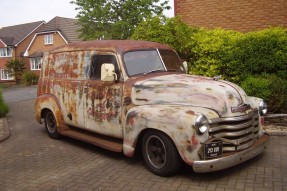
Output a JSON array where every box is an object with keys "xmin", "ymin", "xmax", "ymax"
[{"xmin": 192, "ymin": 133, "xmax": 269, "ymax": 173}]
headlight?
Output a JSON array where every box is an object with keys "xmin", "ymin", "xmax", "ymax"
[
  {"xmin": 194, "ymin": 115, "xmax": 209, "ymax": 135},
  {"xmin": 259, "ymin": 100, "xmax": 268, "ymax": 115}
]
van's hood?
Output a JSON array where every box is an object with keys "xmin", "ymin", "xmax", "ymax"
[{"xmin": 131, "ymin": 74, "xmax": 249, "ymax": 117}]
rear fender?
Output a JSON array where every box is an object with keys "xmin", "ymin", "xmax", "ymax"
[{"xmin": 35, "ymin": 94, "xmax": 68, "ymax": 133}]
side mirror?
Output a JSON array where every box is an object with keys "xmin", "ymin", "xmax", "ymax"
[
  {"xmin": 183, "ymin": 61, "xmax": 188, "ymax": 74},
  {"xmin": 101, "ymin": 63, "xmax": 117, "ymax": 81}
]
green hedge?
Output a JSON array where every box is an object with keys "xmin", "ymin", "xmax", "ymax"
[
  {"xmin": 132, "ymin": 17, "xmax": 287, "ymax": 113},
  {"xmin": 241, "ymin": 75, "xmax": 287, "ymax": 113},
  {"xmin": 0, "ymin": 89, "xmax": 9, "ymax": 118}
]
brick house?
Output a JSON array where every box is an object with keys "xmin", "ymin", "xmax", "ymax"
[
  {"xmin": 174, "ymin": 0, "xmax": 287, "ymax": 32},
  {"xmin": 0, "ymin": 21, "xmax": 45, "ymax": 83},
  {"xmin": 24, "ymin": 16, "xmax": 82, "ymax": 76}
]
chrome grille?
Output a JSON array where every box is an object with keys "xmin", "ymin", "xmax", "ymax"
[{"xmin": 209, "ymin": 112, "xmax": 259, "ymax": 152}]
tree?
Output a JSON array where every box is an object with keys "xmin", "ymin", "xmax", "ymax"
[
  {"xmin": 5, "ymin": 59, "xmax": 26, "ymax": 84},
  {"xmin": 70, "ymin": 0, "xmax": 171, "ymax": 40},
  {"xmin": 132, "ymin": 16, "xmax": 199, "ymax": 62}
]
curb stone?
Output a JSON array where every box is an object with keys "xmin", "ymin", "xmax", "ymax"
[
  {"xmin": 0, "ymin": 118, "xmax": 11, "ymax": 143},
  {"xmin": 263, "ymin": 124, "xmax": 287, "ymax": 136}
]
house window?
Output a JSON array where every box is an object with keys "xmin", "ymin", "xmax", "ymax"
[
  {"xmin": 0, "ymin": 47, "xmax": 13, "ymax": 57},
  {"xmin": 44, "ymin": 34, "xmax": 53, "ymax": 45},
  {"xmin": 30, "ymin": 58, "xmax": 42, "ymax": 70},
  {"xmin": 1, "ymin": 69, "xmax": 14, "ymax": 80}
]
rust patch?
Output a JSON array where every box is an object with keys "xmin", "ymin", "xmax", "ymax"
[
  {"xmin": 191, "ymin": 135, "xmax": 199, "ymax": 147},
  {"xmin": 186, "ymin": 110, "xmax": 195, "ymax": 115},
  {"xmin": 135, "ymin": 98, "xmax": 149, "ymax": 102},
  {"xmin": 126, "ymin": 111, "xmax": 137, "ymax": 126}
]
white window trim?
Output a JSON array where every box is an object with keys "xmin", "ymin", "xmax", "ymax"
[
  {"xmin": 44, "ymin": 34, "xmax": 53, "ymax": 45},
  {"xmin": 1, "ymin": 69, "xmax": 14, "ymax": 80},
  {"xmin": 0, "ymin": 47, "xmax": 13, "ymax": 57},
  {"xmin": 30, "ymin": 58, "xmax": 42, "ymax": 70}
]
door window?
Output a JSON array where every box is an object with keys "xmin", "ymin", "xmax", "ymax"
[{"xmin": 90, "ymin": 54, "xmax": 119, "ymax": 80}]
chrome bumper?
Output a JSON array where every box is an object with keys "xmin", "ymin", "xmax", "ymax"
[{"xmin": 192, "ymin": 133, "xmax": 269, "ymax": 173}]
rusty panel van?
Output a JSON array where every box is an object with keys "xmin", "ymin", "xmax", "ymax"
[{"xmin": 35, "ymin": 40, "xmax": 269, "ymax": 176}]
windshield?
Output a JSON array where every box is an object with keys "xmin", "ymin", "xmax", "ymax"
[{"xmin": 123, "ymin": 49, "xmax": 184, "ymax": 77}]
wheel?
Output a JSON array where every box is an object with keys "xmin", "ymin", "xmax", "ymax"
[
  {"xmin": 142, "ymin": 130, "xmax": 182, "ymax": 176},
  {"xmin": 44, "ymin": 111, "xmax": 61, "ymax": 139}
]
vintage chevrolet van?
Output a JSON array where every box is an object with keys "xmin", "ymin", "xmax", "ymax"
[{"xmin": 35, "ymin": 40, "xmax": 269, "ymax": 176}]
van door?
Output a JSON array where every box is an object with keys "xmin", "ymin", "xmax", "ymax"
[{"xmin": 83, "ymin": 53, "xmax": 123, "ymax": 138}]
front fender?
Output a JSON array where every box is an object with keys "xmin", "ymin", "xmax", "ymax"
[
  {"xmin": 35, "ymin": 94, "xmax": 68, "ymax": 133},
  {"xmin": 123, "ymin": 105, "xmax": 218, "ymax": 165}
]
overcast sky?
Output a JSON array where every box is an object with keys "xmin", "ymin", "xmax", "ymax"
[{"xmin": 0, "ymin": 0, "xmax": 174, "ymax": 27}]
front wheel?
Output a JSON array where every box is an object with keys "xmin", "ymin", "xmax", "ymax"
[
  {"xmin": 142, "ymin": 130, "xmax": 182, "ymax": 176},
  {"xmin": 44, "ymin": 111, "xmax": 61, "ymax": 139}
]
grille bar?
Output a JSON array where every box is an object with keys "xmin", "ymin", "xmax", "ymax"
[{"xmin": 209, "ymin": 112, "xmax": 259, "ymax": 152}]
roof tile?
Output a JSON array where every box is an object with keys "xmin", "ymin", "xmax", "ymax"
[
  {"xmin": 0, "ymin": 21, "xmax": 44, "ymax": 46},
  {"xmin": 37, "ymin": 16, "xmax": 81, "ymax": 43}
]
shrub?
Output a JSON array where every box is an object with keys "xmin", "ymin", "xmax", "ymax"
[
  {"xmin": 0, "ymin": 89, "xmax": 9, "ymax": 118},
  {"xmin": 241, "ymin": 75, "xmax": 287, "ymax": 113},
  {"xmin": 132, "ymin": 17, "xmax": 287, "ymax": 112},
  {"xmin": 227, "ymin": 27, "xmax": 287, "ymax": 83},
  {"xmin": 5, "ymin": 59, "xmax": 26, "ymax": 84},
  {"xmin": 190, "ymin": 28, "xmax": 242, "ymax": 79},
  {"xmin": 22, "ymin": 71, "xmax": 39, "ymax": 86}
]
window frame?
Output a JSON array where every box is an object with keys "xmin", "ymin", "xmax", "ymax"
[
  {"xmin": 90, "ymin": 53, "xmax": 120, "ymax": 80},
  {"xmin": 0, "ymin": 47, "xmax": 13, "ymax": 57},
  {"xmin": 44, "ymin": 34, "xmax": 53, "ymax": 45},
  {"xmin": 1, "ymin": 69, "xmax": 14, "ymax": 80},
  {"xmin": 30, "ymin": 57, "xmax": 42, "ymax": 70}
]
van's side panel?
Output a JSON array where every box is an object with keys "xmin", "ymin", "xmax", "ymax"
[{"xmin": 39, "ymin": 50, "xmax": 124, "ymax": 138}]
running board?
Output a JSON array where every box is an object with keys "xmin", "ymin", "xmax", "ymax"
[{"xmin": 61, "ymin": 128, "xmax": 123, "ymax": 152}]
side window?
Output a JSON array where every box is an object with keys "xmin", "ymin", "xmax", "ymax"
[{"xmin": 90, "ymin": 54, "xmax": 119, "ymax": 80}]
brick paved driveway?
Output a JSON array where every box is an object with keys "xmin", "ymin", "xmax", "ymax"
[{"xmin": 0, "ymin": 99, "xmax": 286, "ymax": 191}]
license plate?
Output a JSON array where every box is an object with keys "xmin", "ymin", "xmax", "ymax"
[{"xmin": 204, "ymin": 141, "xmax": 223, "ymax": 159}]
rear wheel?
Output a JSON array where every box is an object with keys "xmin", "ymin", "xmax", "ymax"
[
  {"xmin": 142, "ymin": 130, "xmax": 181, "ymax": 176},
  {"xmin": 44, "ymin": 111, "xmax": 61, "ymax": 139}
]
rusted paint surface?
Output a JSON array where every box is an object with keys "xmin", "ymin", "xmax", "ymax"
[
  {"xmin": 123, "ymin": 105, "xmax": 219, "ymax": 163},
  {"xmin": 131, "ymin": 74, "xmax": 249, "ymax": 118},
  {"xmin": 35, "ymin": 40, "xmax": 268, "ymax": 170}
]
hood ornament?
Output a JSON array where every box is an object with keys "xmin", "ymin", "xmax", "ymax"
[{"xmin": 213, "ymin": 75, "xmax": 222, "ymax": 81}]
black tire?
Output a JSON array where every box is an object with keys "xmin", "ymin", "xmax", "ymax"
[
  {"xmin": 44, "ymin": 111, "xmax": 62, "ymax": 139},
  {"xmin": 142, "ymin": 130, "xmax": 182, "ymax": 176}
]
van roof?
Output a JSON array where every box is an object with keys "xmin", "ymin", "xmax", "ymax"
[{"xmin": 49, "ymin": 40, "xmax": 172, "ymax": 54}]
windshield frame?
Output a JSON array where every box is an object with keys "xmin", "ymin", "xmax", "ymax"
[{"xmin": 122, "ymin": 48, "xmax": 184, "ymax": 77}]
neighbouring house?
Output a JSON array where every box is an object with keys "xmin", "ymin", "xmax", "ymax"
[
  {"xmin": 24, "ymin": 16, "xmax": 82, "ymax": 76},
  {"xmin": 174, "ymin": 0, "xmax": 287, "ymax": 32},
  {"xmin": 0, "ymin": 21, "xmax": 45, "ymax": 83}
]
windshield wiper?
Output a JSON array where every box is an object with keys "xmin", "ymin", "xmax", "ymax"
[{"xmin": 143, "ymin": 68, "xmax": 165, "ymax": 76}]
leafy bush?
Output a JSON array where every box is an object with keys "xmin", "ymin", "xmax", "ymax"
[
  {"xmin": 0, "ymin": 89, "xmax": 9, "ymax": 118},
  {"xmin": 5, "ymin": 59, "xmax": 26, "ymax": 84},
  {"xmin": 190, "ymin": 28, "xmax": 242, "ymax": 79},
  {"xmin": 226, "ymin": 28, "xmax": 287, "ymax": 83},
  {"xmin": 132, "ymin": 17, "xmax": 287, "ymax": 112},
  {"xmin": 22, "ymin": 71, "xmax": 39, "ymax": 86},
  {"xmin": 241, "ymin": 75, "xmax": 287, "ymax": 113},
  {"xmin": 132, "ymin": 16, "xmax": 199, "ymax": 62}
]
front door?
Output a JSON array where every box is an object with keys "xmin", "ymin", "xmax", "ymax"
[{"xmin": 83, "ymin": 53, "xmax": 123, "ymax": 138}]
